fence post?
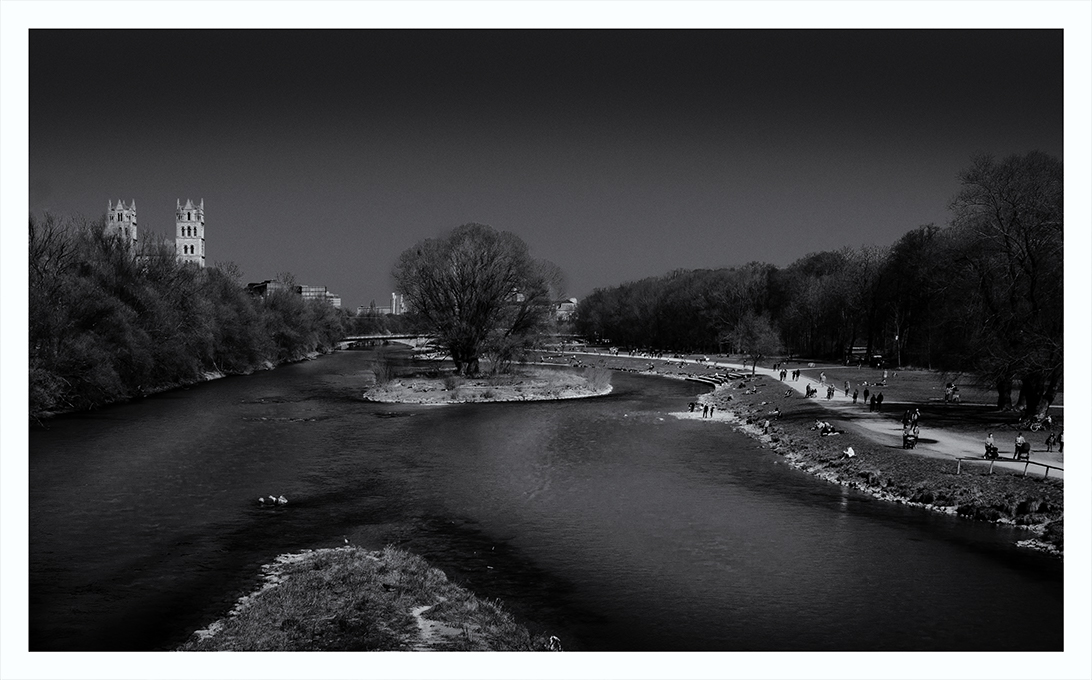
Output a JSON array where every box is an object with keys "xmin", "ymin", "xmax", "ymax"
[
  {"xmin": 988, "ymin": 460, "xmax": 995, "ymax": 475},
  {"xmin": 956, "ymin": 459, "xmax": 961, "ymax": 475}
]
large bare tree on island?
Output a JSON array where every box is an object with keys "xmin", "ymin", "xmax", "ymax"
[{"xmin": 393, "ymin": 223, "xmax": 564, "ymax": 376}]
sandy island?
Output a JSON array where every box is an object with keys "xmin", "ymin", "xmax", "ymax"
[{"xmin": 361, "ymin": 365, "xmax": 612, "ymax": 404}]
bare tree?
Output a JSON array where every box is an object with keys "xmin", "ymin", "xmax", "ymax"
[
  {"xmin": 393, "ymin": 223, "xmax": 561, "ymax": 375},
  {"xmin": 948, "ymin": 151, "xmax": 1063, "ymax": 415},
  {"xmin": 728, "ymin": 312, "xmax": 783, "ymax": 375}
]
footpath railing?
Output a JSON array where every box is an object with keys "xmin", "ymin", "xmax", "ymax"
[{"xmin": 955, "ymin": 456, "xmax": 1064, "ymax": 479}]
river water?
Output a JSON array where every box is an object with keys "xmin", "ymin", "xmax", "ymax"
[{"xmin": 28, "ymin": 350, "xmax": 1062, "ymax": 651}]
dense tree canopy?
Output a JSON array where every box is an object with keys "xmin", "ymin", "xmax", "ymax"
[
  {"xmin": 946, "ymin": 151, "xmax": 1064, "ymax": 413},
  {"xmin": 575, "ymin": 152, "xmax": 1063, "ymax": 417},
  {"xmin": 29, "ymin": 213, "xmax": 346, "ymax": 418},
  {"xmin": 393, "ymin": 223, "xmax": 563, "ymax": 375}
]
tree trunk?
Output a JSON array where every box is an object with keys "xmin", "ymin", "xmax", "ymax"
[
  {"xmin": 1019, "ymin": 372, "xmax": 1047, "ymax": 419},
  {"xmin": 995, "ymin": 377, "xmax": 1013, "ymax": 410},
  {"xmin": 1039, "ymin": 366, "xmax": 1062, "ymax": 418}
]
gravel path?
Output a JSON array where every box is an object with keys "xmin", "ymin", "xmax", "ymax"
[{"xmin": 706, "ymin": 360, "xmax": 1065, "ymax": 480}]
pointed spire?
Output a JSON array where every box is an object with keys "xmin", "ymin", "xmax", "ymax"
[
  {"xmin": 200, "ymin": 198, "xmax": 204, "ymax": 210},
  {"xmin": 108, "ymin": 200, "xmax": 113, "ymax": 211},
  {"xmin": 177, "ymin": 198, "xmax": 181, "ymax": 209},
  {"xmin": 131, "ymin": 199, "xmax": 136, "ymax": 210}
]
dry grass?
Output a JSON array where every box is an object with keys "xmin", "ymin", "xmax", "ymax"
[{"xmin": 179, "ymin": 546, "xmax": 552, "ymax": 651}]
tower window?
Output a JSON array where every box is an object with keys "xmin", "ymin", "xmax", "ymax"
[{"xmin": 188, "ymin": 212, "xmax": 191, "ymax": 221}]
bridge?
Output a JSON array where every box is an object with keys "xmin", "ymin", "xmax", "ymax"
[
  {"xmin": 340, "ymin": 333, "xmax": 591, "ymax": 349},
  {"xmin": 340, "ymin": 334, "xmax": 436, "ymax": 348}
]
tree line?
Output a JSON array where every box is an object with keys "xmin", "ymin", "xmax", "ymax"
[
  {"xmin": 574, "ymin": 152, "xmax": 1063, "ymax": 417},
  {"xmin": 29, "ymin": 213, "xmax": 348, "ymax": 419}
]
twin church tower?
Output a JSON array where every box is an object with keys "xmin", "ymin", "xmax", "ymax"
[{"xmin": 105, "ymin": 198, "xmax": 206, "ymax": 267}]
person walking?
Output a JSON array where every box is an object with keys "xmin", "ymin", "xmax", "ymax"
[
  {"xmin": 844, "ymin": 380, "xmax": 850, "ymax": 396},
  {"xmin": 702, "ymin": 404, "xmax": 709, "ymax": 419},
  {"xmin": 1058, "ymin": 430, "xmax": 1063, "ymax": 453},
  {"xmin": 863, "ymin": 388, "xmax": 870, "ymax": 406},
  {"xmin": 876, "ymin": 393, "xmax": 884, "ymax": 411},
  {"xmin": 869, "ymin": 395, "xmax": 876, "ymax": 412},
  {"xmin": 1045, "ymin": 432, "xmax": 1055, "ymax": 452},
  {"xmin": 852, "ymin": 388, "xmax": 858, "ymax": 404}
]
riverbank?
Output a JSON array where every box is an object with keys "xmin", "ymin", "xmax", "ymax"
[
  {"xmin": 31, "ymin": 350, "xmax": 328, "ymax": 423},
  {"xmin": 532, "ymin": 348, "xmax": 1063, "ymax": 553},
  {"xmin": 362, "ymin": 366, "xmax": 612, "ymax": 404},
  {"xmin": 692, "ymin": 376, "xmax": 1064, "ymax": 554},
  {"xmin": 179, "ymin": 546, "xmax": 555, "ymax": 651}
]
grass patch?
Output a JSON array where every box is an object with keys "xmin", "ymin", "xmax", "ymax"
[{"xmin": 179, "ymin": 546, "xmax": 554, "ymax": 651}]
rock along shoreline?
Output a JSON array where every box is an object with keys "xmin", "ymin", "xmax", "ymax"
[{"xmin": 689, "ymin": 379, "xmax": 1063, "ymax": 556}]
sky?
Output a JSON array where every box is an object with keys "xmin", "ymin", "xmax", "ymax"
[{"xmin": 28, "ymin": 28, "xmax": 1064, "ymax": 311}]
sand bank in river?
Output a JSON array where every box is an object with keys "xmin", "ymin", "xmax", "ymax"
[{"xmin": 362, "ymin": 366, "xmax": 612, "ymax": 404}]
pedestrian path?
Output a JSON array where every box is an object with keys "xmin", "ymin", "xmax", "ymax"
[
  {"xmin": 707, "ymin": 360, "xmax": 1065, "ymax": 481},
  {"xmin": 556, "ymin": 348, "xmax": 1063, "ymax": 480}
]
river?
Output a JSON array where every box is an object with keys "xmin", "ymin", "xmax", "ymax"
[{"xmin": 28, "ymin": 350, "xmax": 1062, "ymax": 651}]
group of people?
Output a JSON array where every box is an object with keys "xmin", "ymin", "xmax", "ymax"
[
  {"xmin": 688, "ymin": 402, "xmax": 717, "ymax": 418},
  {"xmin": 779, "ymin": 368, "xmax": 800, "ymax": 381},
  {"xmin": 985, "ymin": 429, "xmax": 1063, "ymax": 460},
  {"xmin": 866, "ymin": 390, "xmax": 884, "ymax": 411}
]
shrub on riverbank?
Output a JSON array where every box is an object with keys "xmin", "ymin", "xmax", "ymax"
[
  {"xmin": 179, "ymin": 546, "xmax": 551, "ymax": 651},
  {"xmin": 29, "ymin": 213, "xmax": 346, "ymax": 419}
]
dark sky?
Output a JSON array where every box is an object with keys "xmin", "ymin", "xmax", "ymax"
[{"xmin": 29, "ymin": 29, "xmax": 1063, "ymax": 309}]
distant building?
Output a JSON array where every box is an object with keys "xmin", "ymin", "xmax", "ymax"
[
  {"xmin": 175, "ymin": 198, "xmax": 205, "ymax": 267},
  {"xmin": 105, "ymin": 199, "xmax": 138, "ymax": 247},
  {"xmin": 246, "ymin": 280, "xmax": 292, "ymax": 297},
  {"xmin": 105, "ymin": 198, "xmax": 208, "ymax": 267},
  {"xmin": 556, "ymin": 297, "xmax": 578, "ymax": 322},
  {"xmin": 360, "ymin": 293, "xmax": 405, "ymax": 316},
  {"xmin": 298, "ymin": 284, "xmax": 341, "ymax": 308}
]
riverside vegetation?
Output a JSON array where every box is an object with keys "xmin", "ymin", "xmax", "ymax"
[
  {"xmin": 575, "ymin": 152, "xmax": 1063, "ymax": 419},
  {"xmin": 29, "ymin": 213, "xmax": 347, "ymax": 420}
]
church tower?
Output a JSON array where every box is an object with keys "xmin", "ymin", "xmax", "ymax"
[
  {"xmin": 105, "ymin": 199, "xmax": 138, "ymax": 247},
  {"xmin": 175, "ymin": 198, "xmax": 205, "ymax": 267}
]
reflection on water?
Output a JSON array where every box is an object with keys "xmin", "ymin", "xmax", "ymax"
[{"xmin": 29, "ymin": 351, "xmax": 1062, "ymax": 651}]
